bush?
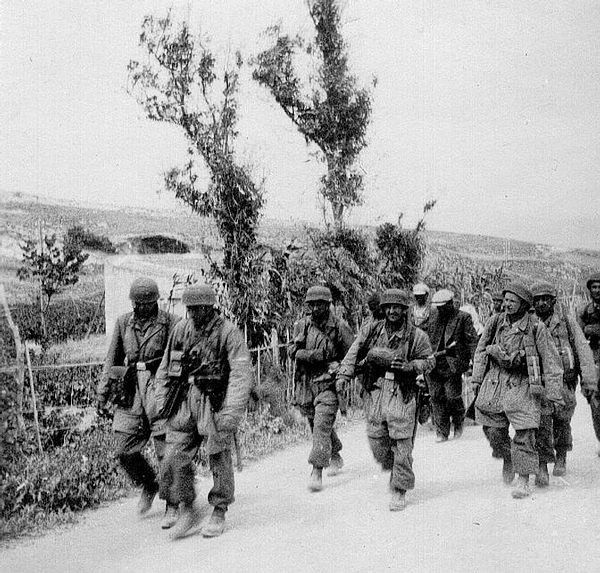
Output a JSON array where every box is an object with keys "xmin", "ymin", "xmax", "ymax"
[
  {"xmin": 2, "ymin": 295, "xmax": 105, "ymax": 344},
  {"xmin": 30, "ymin": 364, "xmax": 102, "ymax": 409},
  {"xmin": 0, "ymin": 418, "xmax": 128, "ymax": 535},
  {"xmin": 66, "ymin": 226, "xmax": 116, "ymax": 254}
]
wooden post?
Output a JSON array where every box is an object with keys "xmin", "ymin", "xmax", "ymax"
[
  {"xmin": 256, "ymin": 347, "xmax": 261, "ymax": 393},
  {"xmin": 271, "ymin": 328, "xmax": 279, "ymax": 367},
  {"xmin": 25, "ymin": 342, "xmax": 43, "ymax": 454},
  {"xmin": 0, "ymin": 284, "xmax": 26, "ymax": 434},
  {"xmin": 85, "ymin": 291, "xmax": 105, "ymax": 339}
]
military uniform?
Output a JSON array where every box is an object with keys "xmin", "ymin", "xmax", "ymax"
[
  {"xmin": 97, "ymin": 278, "xmax": 179, "ymax": 512},
  {"xmin": 473, "ymin": 286, "xmax": 563, "ymax": 495},
  {"xmin": 291, "ymin": 286, "xmax": 354, "ymax": 491},
  {"xmin": 537, "ymin": 303, "xmax": 596, "ymax": 466},
  {"xmin": 577, "ymin": 272, "xmax": 600, "ymax": 447},
  {"xmin": 155, "ymin": 285, "xmax": 251, "ymax": 538},
  {"xmin": 338, "ymin": 289, "xmax": 434, "ymax": 509},
  {"xmin": 427, "ymin": 290, "xmax": 478, "ymax": 440}
]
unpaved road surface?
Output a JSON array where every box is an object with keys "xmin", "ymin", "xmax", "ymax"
[{"xmin": 4, "ymin": 403, "xmax": 600, "ymax": 573}]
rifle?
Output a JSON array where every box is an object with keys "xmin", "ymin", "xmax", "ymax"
[{"xmin": 465, "ymin": 383, "xmax": 479, "ymax": 421}]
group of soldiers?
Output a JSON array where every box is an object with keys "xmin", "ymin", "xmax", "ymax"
[{"xmin": 97, "ymin": 272, "xmax": 600, "ymax": 538}]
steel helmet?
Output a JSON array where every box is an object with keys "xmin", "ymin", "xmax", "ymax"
[
  {"xmin": 503, "ymin": 283, "xmax": 533, "ymax": 308},
  {"xmin": 531, "ymin": 281, "xmax": 557, "ymax": 298},
  {"xmin": 129, "ymin": 277, "xmax": 159, "ymax": 303},
  {"xmin": 182, "ymin": 284, "xmax": 217, "ymax": 307},
  {"xmin": 380, "ymin": 289, "xmax": 410, "ymax": 308},
  {"xmin": 305, "ymin": 285, "xmax": 333, "ymax": 303}
]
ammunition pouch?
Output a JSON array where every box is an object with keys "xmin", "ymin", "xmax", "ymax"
[
  {"xmin": 109, "ymin": 364, "xmax": 137, "ymax": 409},
  {"xmin": 191, "ymin": 360, "xmax": 228, "ymax": 412}
]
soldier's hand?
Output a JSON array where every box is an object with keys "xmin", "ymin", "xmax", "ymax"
[
  {"xmin": 584, "ymin": 324, "xmax": 600, "ymax": 338},
  {"xmin": 96, "ymin": 396, "xmax": 110, "ymax": 418},
  {"xmin": 582, "ymin": 387, "xmax": 597, "ymax": 404},
  {"xmin": 336, "ymin": 374, "xmax": 350, "ymax": 394},
  {"xmin": 391, "ymin": 358, "xmax": 414, "ymax": 372},
  {"xmin": 529, "ymin": 384, "xmax": 545, "ymax": 398}
]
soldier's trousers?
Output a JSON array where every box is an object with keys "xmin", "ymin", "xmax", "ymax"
[
  {"xmin": 114, "ymin": 431, "xmax": 166, "ymax": 494},
  {"xmin": 368, "ymin": 427, "xmax": 414, "ymax": 492},
  {"xmin": 482, "ymin": 425, "xmax": 538, "ymax": 476},
  {"xmin": 588, "ymin": 393, "xmax": 600, "ymax": 442},
  {"xmin": 297, "ymin": 389, "xmax": 342, "ymax": 468},
  {"xmin": 160, "ymin": 431, "xmax": 234, "ymax": 511},
  {"xmin": 536, "ymin": 402, "xmax": 577, "ymax": 462},
  {"xmin": 428, "ymin": 371, "xmax": 465, "ymax": 438}
]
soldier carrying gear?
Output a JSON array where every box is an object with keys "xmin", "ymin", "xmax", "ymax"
[
  {"xmin": 290, "ymin": 285, "xmax": 354, "ymax": 492},
  {"xmin": 532, "ymin": 281, "xmax": 596, "ymax": 480},
  {"xmin": 577, "ymin": 272, "xmax": 600, "ymax": 456},
  {"xmin": 427, "ymin": 289, "xmax": 478, "ymax": 442},
  {"xmin": 96, "ymin": 277, "xmax": 180, "ymax": 526},
  {"xmin": 337, "ymin": 288, "xmax": 434, "ymax": 512},
  {"xmin": 472, "ymin": 283, "xmax": 563, "ymax": 499},
  {"xmin": 155, "ymin": 284, "xmax": 252, "ymax": 539}
]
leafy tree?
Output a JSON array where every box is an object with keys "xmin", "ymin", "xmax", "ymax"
[
  {"xmin": 17, "ymin": 233, "xmax": 89, "ymax": 338},
  {"xmin": 253, "ymin": 0, "xmax": 372, "ymax": 227},
  {"xmin": 128, "ymin": 14, "xmax": 265, "ymax": 339},
  {"xmin": 375, "ymin": 201, "xmax": 436, "ymax": 289}
]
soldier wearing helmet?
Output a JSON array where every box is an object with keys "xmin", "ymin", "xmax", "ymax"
[
  {"xmin": 290, "ymin": 285, "xmax": 354, "ymax": 492},
  {"xmin": 155, "ymin": 284, "xmax": 252, "ymax": 539},
  {"xmin": 96, "ymin": 277, "xmax": 180, "ymax": 524},
  {"xmin": 336, "ymin": 289, "xmax": 434, "ymax": 511},
  {"xmin": 427, "ymin": 289, "xmax": 478, "ymax": 443},
  {"xmin": 472, "ymin": 283, "xmax": 563, "ymax": 499},
  {"xmin": 577, "ymin": 272, "xmax": 600, "ymax": 455},
  {"xmin": 531, "ymin": 281, "xmax": 596, "ymax": 480}
]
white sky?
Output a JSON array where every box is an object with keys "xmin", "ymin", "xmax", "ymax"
[{"xmin": 2, "ymin": 1, "xmax": 600, "ymax": 248}]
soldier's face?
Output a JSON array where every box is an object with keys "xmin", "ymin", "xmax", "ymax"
[
  {"xmin": 187, "ymin": 305, "xmax": 214, "ymax": 328},
  {"xmin": 133, "ymin": 301, "xmax": 157, "ymax": 320},
  {"xmin": 503, "ymin": 293, "xmax": 524, "ymax": 316},
  {"xmin": 533, "ymin": 295, "xmax": 555, "ymax": 317},
  {"xmin": 493, "ymin": 299, "xmax": 503, "ymax": 313},
  {"xmin": 385, "ymin": 304, "xmax": 407, "ymax": 324},
  {"xmin": 308, "ymin": 300, "xmax": 329, "ymax": 321},
  {"xmin": 414, "ymin": 295, "xmax": 427, "ymax": 307},
  {"xmin": 590, "ymin": 282, "xmax": 600, "ymax": 302}
]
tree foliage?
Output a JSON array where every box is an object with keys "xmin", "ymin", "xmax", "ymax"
[
  {"xmin": 17, "ymin": 233, "xmax": 88, "ymax": 338},
  {"xmin": 128, "ymin": 14, "xmax": 265, "ymax": 338},
  {"xmin": 253, "ymin": 0, "xmax": 372, "ymax": 227}
]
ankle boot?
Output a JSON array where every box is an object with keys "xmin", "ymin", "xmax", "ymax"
[
  {"xmin": 511, "ymin": 474, "xmax": 531, "ymax": 499},
  {"xmin": 170, "ymin": 502, "xmax": 202, "ymax": 540},
  {"xmin": 161, "ymin": 503, "xmax": 179, "ymax": 530},
  {"xmin": 201, "ymin": 508, "xmax": 226, "ymax": 538},
  {"xmin": 389, "ymin": 489, "xmax": 407, "ymax": 512},
  {"xmin": 502, "ymin": 458, "xmax": 515, "ymax": 485},
  {"xmin": 308, "ymin": 467, "xmax": 323, "ymax": 492},
  {"xmin": 553, "ymin": 452, "xmax": 567, "ymax": 477},
  {"xmin": 535, "ymin": 462, "xmax": 549, "ymax": 487}
]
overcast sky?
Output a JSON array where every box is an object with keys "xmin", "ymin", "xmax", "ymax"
[{"xmin": 2, "ymin": 1, "xmax": 600, "ymax": 248}]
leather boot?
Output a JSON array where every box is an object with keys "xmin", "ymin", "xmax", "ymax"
[
  {"xmin": 502, "ymin": 458, "xmax": 515, "ymax": 485},
  {"xmin": 553, "ymin": 452, "xmax": 567, "ymax": 477},
  {"xmin": 535, "ymin": 463, "xmax": 549, "ymax": 487},
  {"xmin": 308, "ymin": 467, "xmax": 323, "ymax": 492},
  {"xmin": 389, "ymin": 489, "xmax": 407, "ymax": 512},
  {"xmin": 137, "ymin": 482, "xmax": 158, "ymax": 516},
  {"xmin": 161, "ymin": 503, "xmax": 179, "ymax": 530},
  {"xmin": 170, "ymin": 502, "xmax": 202, "ymax": 540},
  {"xmin": 435, "ymin": 433, "xmax": 448, "ymax": 443},
  {"xmin": 201, "ymin": 508, "xmax": 226, "ymax": 538},
  {"xmin": 453, "ymin": 424, "xmax": 464, "ymax": 440},
  {"xmin": 511, "ymin": 475, "xmax": 531, "ymax": 499},
  {"xmin": 327, "ymin": 453, "xmax": 344, "ymax": 476}
]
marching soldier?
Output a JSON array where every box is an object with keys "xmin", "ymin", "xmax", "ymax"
[
  {"xmin": 155, "ymin": 284, "xmax": 252, "ymax": 539},
  {"xmin": 577, "ymin": 272, "xmax": 600, "ymax": 455},
  {"xmin": 290, "ymin": 286, "xmax": 354, "ymax": 492},
  {"xmin": 97, "ymin": 277, "xmax": 179, "ymax": 524},
  {"xmin": 411, "ymin": 282, "xmax": 436, "ymax": 330},
  {"xmin": 336, "ymin": 289, "xmax": 434, "ymax": 511},
  {"xmin": 427, "ymin": 289, "xmax": 478, "ymax": 442},
  {"xmin": 532, "ymin": 281, "xmax": 596, "ymax": 479},
  {"xmin": 472, "ymin": 283, "xmax": 563, "ymax": 499}
]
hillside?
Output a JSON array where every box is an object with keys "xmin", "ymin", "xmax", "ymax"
[{"xmin": 2, "ymin": 190, "xmax": 599, "ymax": 295}]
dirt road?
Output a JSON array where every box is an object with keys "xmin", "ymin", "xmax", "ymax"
[{"xmin": 4, "ymin": 403, "xmax": 600, "ymax": 573}]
